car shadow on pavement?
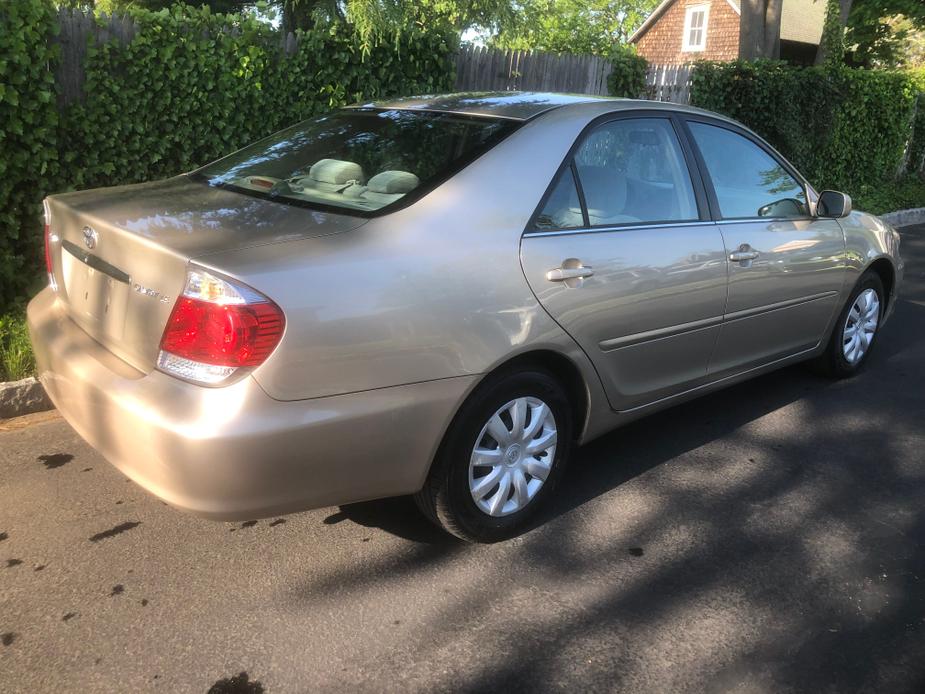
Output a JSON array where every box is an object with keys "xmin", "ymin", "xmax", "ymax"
[
  {"xmin": 333, "ymin": 364, "xmax": 829, "ymax": 548},
  {"xmin": 337, "ymin": 496, "xmax": 456, "ymax": 545}
]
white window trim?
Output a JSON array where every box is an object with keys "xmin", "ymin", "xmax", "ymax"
[{"xmin": 682, "ymin": 4, "xmax": 710, "ymax": 52}]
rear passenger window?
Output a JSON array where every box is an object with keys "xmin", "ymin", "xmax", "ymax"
[
  {"xmin": 535, "ymin": 166, "xmax": 584, "ymax": 230},
  {"xmin": 688, "ymin": 121, "xmax": 808, "ymax": 219},
  {"xmin": 573, "ymin": 118, "xmax": 698, "ymax": 226}
]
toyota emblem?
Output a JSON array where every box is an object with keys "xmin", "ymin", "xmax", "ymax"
[{"xmin": 82, "ymin": 226, "xmax": 99, "ymax": 250}]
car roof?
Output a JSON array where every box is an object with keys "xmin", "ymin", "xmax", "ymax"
[{"xmin": 360, "ymin": 91, "xmax": 724, "ymax": 122}]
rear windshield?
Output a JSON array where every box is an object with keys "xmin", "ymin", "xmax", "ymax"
[{"xmin": 191, "ymin": 108, "xmax": 520, "ymax": 216}]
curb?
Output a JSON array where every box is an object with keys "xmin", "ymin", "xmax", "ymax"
[
  {"xmin": 880, "ymin": 207, "xmax": 925, "ymax": 228},
  {"xmin": 0, "ymin": 377, "xmax": 52, "ymax": 420}
]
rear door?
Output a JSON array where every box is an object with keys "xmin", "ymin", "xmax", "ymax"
[
  {"xmin": 520, "ymin": 113, "xmax": 728, "ymax": 411},
  {"xmin": 682, "ymin": 119, "xmax": 846, "ymax": 376}
]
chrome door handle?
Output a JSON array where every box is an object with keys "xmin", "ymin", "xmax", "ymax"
[
  {"xmin": 546, "ymin": 265, "xmax": 594, "ymax": 281},
  {"xmin": 729, "ymin": 250, "xmax": 759, "ymax": 262}
]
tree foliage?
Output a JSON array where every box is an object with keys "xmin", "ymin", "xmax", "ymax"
[
  {"xmin": 817, "ymin": 0, "xmax": 846, "ymax": 69},
  {"xmin": 487, "ymin": 0, "xmax": 658, "ymax": 56},
  {"xmin": 845, "ymin": 0, "xmax": 925, "ymax": 67}
]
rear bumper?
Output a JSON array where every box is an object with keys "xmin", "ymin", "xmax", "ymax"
[{"xmin": 28, "ymin": 288, "xmax": 474, "ymax": 520}]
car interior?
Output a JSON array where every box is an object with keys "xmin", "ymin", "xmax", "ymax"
[
  {"xmin": 228, "ymin": 158, "xmax": 421, "ymax": 211},
  {"xmin": 536, "ymin": 119, "xmax": 699, "ymax": 229}
]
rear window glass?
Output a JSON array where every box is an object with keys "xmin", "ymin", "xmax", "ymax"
[{"xmin": 191, "ymin": 108, "xmax": 520, "ymax": 216}]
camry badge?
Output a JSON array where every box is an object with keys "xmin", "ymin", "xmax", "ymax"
[
  {"xmin": 133, "ymin": 283, "xmax": 171, "ymax": 304},
  {"xmin": 82, "ymin": 226, "xmax": 99, "ymax": 250}
]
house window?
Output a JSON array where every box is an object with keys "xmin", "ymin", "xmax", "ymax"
[{"xmin": 682, "ymin": 4, "xmax": 709, "ymax": 52}]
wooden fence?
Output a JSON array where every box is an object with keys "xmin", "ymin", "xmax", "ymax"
[
  {"xmin": 56, "ymin": 9, "xmax": 136, "ymax": 105},
  {"xmin": 644, "ymin": 64, "xmax": 693, "ymax": 104},
  {"xmin": 454, "ymin": 45, "xmax": 694, "ymax": 104},
  {"xmin": 454, "ymin": 44, "xmax": 614, "ymax": 96}
]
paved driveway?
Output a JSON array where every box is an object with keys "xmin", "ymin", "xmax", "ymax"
[{"xmin": 2, "ymin": 225, "xmax": 924, "ymax": 694}]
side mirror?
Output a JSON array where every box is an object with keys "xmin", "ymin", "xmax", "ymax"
[{"xmin": 816, "ymin": 190, "xmax": 852, "ymax": 218}]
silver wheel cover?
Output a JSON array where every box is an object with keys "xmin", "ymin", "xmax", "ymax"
[
  {"xmin": 842, "ymin": 287, "xmax": 880, "ymax": 364},
  {"xmin": 468, "ymin": 396, "xmax": 557, "ymax": 517}
]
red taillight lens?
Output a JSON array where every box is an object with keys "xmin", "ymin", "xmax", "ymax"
[
  {"xmin": 44, "ymin": 223, "xmax": 53, "ymax": 275},
  {"xmin": 160, "ymin": 297, "xmax": 284, "ymax": 367},
  {"xmin": 157, "ymin": 267, "xmax": 284, "ymax": 385},
  {"xmin": 43, "ymin": 199, "xmax": 56, "ymax": 290}
]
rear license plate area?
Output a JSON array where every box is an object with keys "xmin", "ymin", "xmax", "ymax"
[{"xmin": 61, "ymin": 242, "xmax": 130, "ymax": 341}]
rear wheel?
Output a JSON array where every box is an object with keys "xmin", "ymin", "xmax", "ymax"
[
  {"xmin": 415, "ymin": 369, "xmax": 573, "ymax": 542},
  {"xmin": 813, "ymin": 271, "xmax": 884, "ymax": 378}
]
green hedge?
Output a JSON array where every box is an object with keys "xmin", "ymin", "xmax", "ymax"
[
  {"xmin": 906, "ymin": 68, "xmax": 925, "ymax": 178},
  {"xmin": 0, "ymin": 2, "xmax": 455, "ymax": 313},
  {"xmin": 607, "ymin": 45, "xmax": 647, "ymax": 99},
  {"xmin": 690, "ymin": 60, "xmax": 919, "ymax": 193},
  {"xmin": 0, "ymin": 0, "xmax": 59, "ymax": 312}
]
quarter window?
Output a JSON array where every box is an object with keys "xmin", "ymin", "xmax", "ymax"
[
  {"xmin": 535, "ymin": 167, "xmax": 584, "ymax": 230},
  {"xmin": 682, "ymin": 5, "xmax": 709, "ymax": 52},
  {"xmin": 688, "ymin": 122, "xmax": 808, "ymax": 219},
  {"xmin": 571, "ymin": 118, "xmax": 698, "ymax": 227}
]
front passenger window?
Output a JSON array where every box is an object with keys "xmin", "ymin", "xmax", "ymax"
[{"xmin": 688, "ymin": 122, "xmax": 808, "ymax": 219}]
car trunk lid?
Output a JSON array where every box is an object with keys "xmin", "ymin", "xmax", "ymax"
[{"xmin": 46, "ymin": 176, "xmax": 367, "ymax": 373}]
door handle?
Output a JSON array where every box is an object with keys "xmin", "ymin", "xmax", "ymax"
[
  {"xmin": 729, "ymin": 250, "xmax": 759, "ymax": 262},
  {"xmin": 546, "ymin": 265, "xmax": 594, "ymax": 281}
]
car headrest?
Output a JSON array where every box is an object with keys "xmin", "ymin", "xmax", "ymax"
[
  {"xmin": 367, "ymin": 170, "xmax": 420, "ymax": 194},
  {"xmin": 630, "ymin": 130, "xmax": 660, "ymax": 146},
  {"xmin": 577, "ymin": 165, "xmax": 627, "ymax": 213},
  {"xmin": 309, "ymin": 159, "xmax": 365, "ymax": 185}
]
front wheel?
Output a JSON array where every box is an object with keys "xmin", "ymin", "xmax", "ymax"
[
  {"xmin": 813, "ymin": 271, "xmax": 885, "ymax": 378},
  {"xmin": 415, "ymin": 369, "xmax": 573, "ymax": 542}
]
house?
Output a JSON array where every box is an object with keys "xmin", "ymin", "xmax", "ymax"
[{"xmin": 628, "ymin": 0, "xmax": 827, "ymax": 65}]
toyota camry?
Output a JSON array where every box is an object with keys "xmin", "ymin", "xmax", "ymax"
[{"xmin": 29, "ymin": 92, "xmax": 904, "ymax": 542}]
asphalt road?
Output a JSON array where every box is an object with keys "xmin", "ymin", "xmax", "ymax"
[{"xmin": 2, "ymin": 225, "xmax": 924, "ymax": 694}]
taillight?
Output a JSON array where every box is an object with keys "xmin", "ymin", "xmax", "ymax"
[
  {"xmin": 157, "ymin": 267, "xmax": 284, "ymax": 385},
  {"xmin": 43, "ymin": 199, "xmax": 57, "ymax": 290}
]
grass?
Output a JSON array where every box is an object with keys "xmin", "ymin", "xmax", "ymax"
[{"xmin": 0, "ymin": 312, "xmax": 35, "ymax": 382}]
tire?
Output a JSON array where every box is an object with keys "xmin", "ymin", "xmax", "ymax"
[
  {"xmin": 813, "ymin": 271, "xmax": 885, "ymax": 378},
  {"xmin": 414, "ymin": 368, "xmax": 573, "ymax": 543}
]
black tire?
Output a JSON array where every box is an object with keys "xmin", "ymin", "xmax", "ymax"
[
  {"xmin": 812, "ymin": 271, "xmax": 885, "ymax": 378},
  {"xmin": 414, "ymin": 368, "xmax": 573, "ymax": 543}
]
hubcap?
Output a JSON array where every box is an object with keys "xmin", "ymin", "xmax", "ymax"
[
  {"xmin": 468, "ymin": 397, "xmax": 557, "ymax": 517},
  {"xmin": 842, "ymin": 288, "xmax": 880, "ymax": 364}
]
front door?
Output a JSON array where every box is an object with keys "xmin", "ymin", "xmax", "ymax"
[
  {"xmin": 521, "ymin": 116, "xmax": 728, "ymax": 411},
  {"xmin": 684, "ymin": 120, "xmax": 846, "ymax": 375}
]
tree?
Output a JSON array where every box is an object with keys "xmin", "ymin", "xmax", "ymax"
[
  {"xmin": 738, "ymin": 0, "xmax": 782, "ymax": 59},
  {"xmin": 279, "ymin": 0, "xmax": 342, "ymax": 33},
  {"xmin": 815, "ymin": 0, "xmax": 849, "ymax": 67},
  {"xmin": 845, "ymin": 0, "xmax": 925, "ymax": 67},
  {"xmin": 339, "ymin": 0, "xmax": 515, "ymax": 37},
  {"xmin": 488, "ymin": 0, "xmax": 659, "ymax": 56}
]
